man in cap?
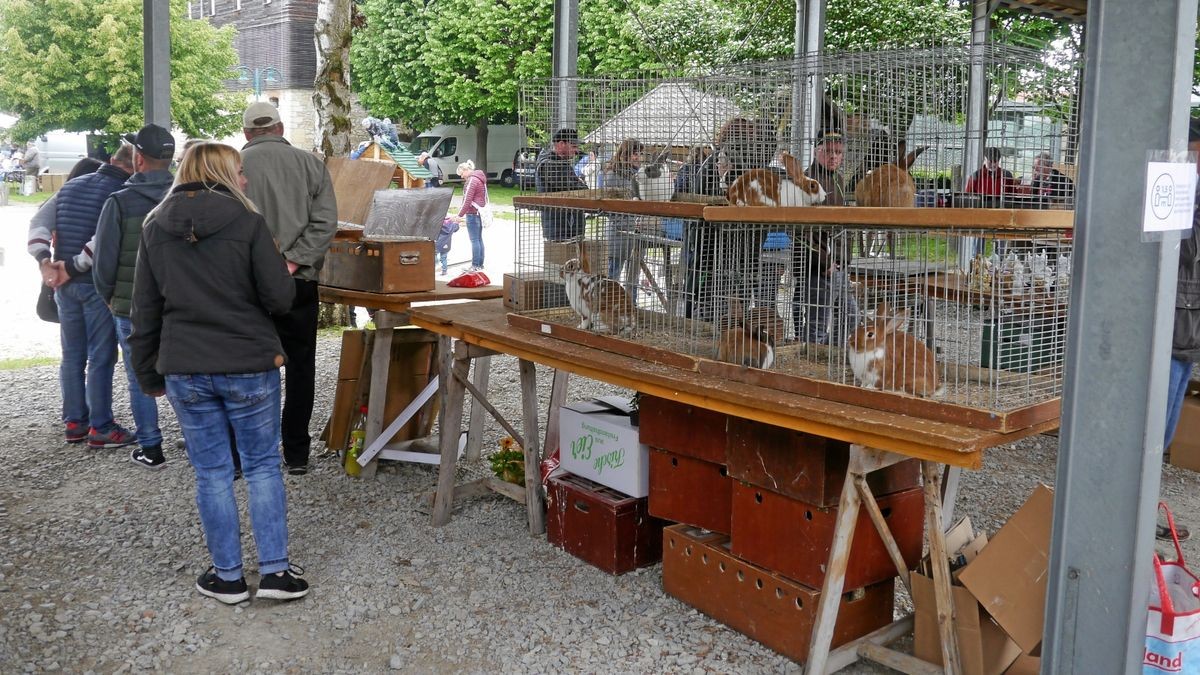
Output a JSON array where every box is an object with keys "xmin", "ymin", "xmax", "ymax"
[
  {"xmin": 534, "ymin": 128, "xmax": 587, "ymax": 240},
  {"xmin": 93, "ymin": 123, "xmax": 177, "ymax": 469},
  {"xmin": 241, "ymin": 102, "xmax": 338, "ymax": 476}
]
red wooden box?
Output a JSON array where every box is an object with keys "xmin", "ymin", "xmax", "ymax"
[
  {"xmin": 648, "ymin": 448, "xmax": 732, "ymax": 534},
  {"xmin": 726, "ymin": 417, "xmax": 922, "ymax": 507},
  {"xmin": 663, "ymin": 525, "xmax": 894, "ymax": 663},
  {"xmin": 637, "ymin": 396, "xmax": 729, "ymax": 464},
  {"xmin": 546, "ymin": 473, "xmax": 666, "ymax": 575},
  {"xmin": 731, "ymin": 482, "xmax": 924, "ymax": 589}
]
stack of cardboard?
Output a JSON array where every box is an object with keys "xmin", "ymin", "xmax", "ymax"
[{"xmin": 1168, "ymin": 381, "xmax": 1200, "ymax": 472}]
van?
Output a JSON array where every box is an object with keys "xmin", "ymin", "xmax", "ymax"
[
  {"xmin": 34, "ymin": 132, "xmax": 115, "ymax": 174},
  {"xmin": 408, "ymin": 124, "xmax": 526, "ymax": 186}
]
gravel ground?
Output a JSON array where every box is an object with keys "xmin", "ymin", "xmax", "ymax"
[{"xmin": 2, "ymin": 332, "xmax": 1199, "ymax": 674}]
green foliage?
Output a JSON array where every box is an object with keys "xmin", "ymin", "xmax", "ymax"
[{"xmin": 0, "ymin": 0, "xmax": 242, "ymax": 141}]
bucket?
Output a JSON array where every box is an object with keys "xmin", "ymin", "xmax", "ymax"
[{"xmin": 21, "ymin": 175, "xmax": 36, "ymax": 196}]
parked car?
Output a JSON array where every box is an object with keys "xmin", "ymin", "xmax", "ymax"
[{"xmin": 513, "ymin": 146, "xmax": 541, "ymax": 190}]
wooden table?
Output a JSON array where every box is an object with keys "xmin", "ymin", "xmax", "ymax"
[
  {"xmin": 410, "ymin": 299, "xmax": 1052, "ymax": 674},
  {"xmin": 318, "ymin": 283, "xmax": 502, "ymax": 478}
]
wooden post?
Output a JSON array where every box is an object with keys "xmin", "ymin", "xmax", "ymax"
[
  {"xmin": 465, "ymin": 355, "xmax": 492, "ymax": 461},
  {"xmin": 519, "ymin": 359, "xmax": 546, "ymax": 535},
  {"xmin": 805, "ymin": 457, "xmax": 863, "ymax": 675},
  {"xmin": 362, "ymin": 314, "xmax": 398, "ymax": 479},
  {"xmin": 854, "ymin": 475, "xmax": 912, "ymax": 596},
  {"xmin": 431, "ymin": 338, "xmax": 468, "ymax": 526},
  {"xmin": 923, "ymin": 460, "xmax": 963, "ymax": 675}
]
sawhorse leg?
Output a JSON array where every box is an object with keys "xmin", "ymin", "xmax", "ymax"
[
  {"xmin": 431, "ymin": 336, "xmax": 469, "ymax": 526},
  {"xmin": 464, "ymin": 356, "xmax": 492, "ymax": 462},
  {"xmin": 806, "ymin": 448, "xmax": 962, "ymax": 675},
  {"xmin": 361, "ymin": 310, "xmax": 406, "ymax": 479}
]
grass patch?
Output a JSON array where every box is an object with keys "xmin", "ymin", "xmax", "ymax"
[
  {"xmin": 0, "ymin": 356, "xmax": 58, "ymax": 370},
  {"xmin": 7, "ymin": 190, "xmax": 52, "ymax": 205}
]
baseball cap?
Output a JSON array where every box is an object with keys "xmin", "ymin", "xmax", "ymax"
[
  {"xmin": 243, "ymin": 102, "xmax": 282, "ymax": 130},
  {"xmin": 552, "ymin": 128, "xmax": 579, "ymax": 144},
  {"xmin": 122, "ymin": 123, "xmax": 175, "ymax": 160},
  {"xmin": 815, "ymin": 129, "xmax": 844, "ymax": 146}
]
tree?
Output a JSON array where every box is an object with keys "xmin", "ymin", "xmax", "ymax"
[
  {"xmin": 313, "ymin": 0, "xmax": 354, "ymax": 157},
  {"xmin": 0, "ymin": 0, "xmax": 242, "ymax": 141}
]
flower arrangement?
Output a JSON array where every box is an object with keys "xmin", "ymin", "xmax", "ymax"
[{"xmin": 489, "ymin": 436, "xmax": 525, "ymax": 485}]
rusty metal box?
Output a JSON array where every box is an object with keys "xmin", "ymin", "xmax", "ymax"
[
  {"xmin": 662, "ymin": 525, "xmax": 894, "ymax": 663},
  {"xmin": 731, "ymin": 482, "xmax": 924, "ymax": 589},
  {"xmin": 648, "ymin": 448, "xmax": 732, "ymax": 534},
  {"xmin": 319, "ymin": 237, "xmax": 435, "ymax": 293},
  {"xmin": 546, "ymin": 472, "xmax": 666, "ymax": 575},
  {"xmin": 638, "ymin": 396, "xmax": 729, "ymax": 465},
  {"xmin": 726, "ymin": 417, "xmax": 921, "ymax": 507}
]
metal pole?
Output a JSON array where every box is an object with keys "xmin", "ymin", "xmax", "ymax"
[
  {"xmin": 798, "ymin": 0, "xmax": 825, "ymax": 169},
  {"xmin": 789, "ymin": 0, "xmax": 806, "ymax": 159},
  {"xmin": 959, "ymin": 0, "xmax": 989, "ymax": 269},
  {"xmin": 551, "ymin": 0, "xmax": 579, "ymax": 132},
  {"xmin": 1044, "ymin": 2, "xmax": 1198, "ymax": 674},
  {"xmin": 142, "ymin": 0, "xmax": 171, "ymax": 127}
]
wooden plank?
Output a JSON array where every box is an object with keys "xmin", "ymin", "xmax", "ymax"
[
  {"xmin": 486, "ymin": 476, "xmax": 527, "ymax": 503},
  {"xmin": 922, "ymin": 461, "xmax": 963, "ymax": 675},
  {"xmin": 856, "ymin": 643, "xmax": 944, "ymax": 675},
  {"xmin": 512, "ymin": 194, "xmax": 708, "ymax": 218},
  {"xmin": 855, "ymin": 475, "xmax": 913, "ymax": 596},
  {"xmin": 804, "ymin": 465, "xmax": 863, "ymax": 675},
  {"xmin": 317, "ymin": 282, "xmax": 503, "ymax": 312},
  {"xmin": 361, "ymin": 322, "xmax": 394, "ymax": 480},
  {"xmin": 519, "ymin": 360, "xmax": 546, "ymax": 535},
  {"xmin": 452, "ymin": 364, "xmax": 524, "ymax": 450},
  {"xmin": 701, "ymin": 205, "xmax": 1074, "ymax": 229},
  {"xmin": 326, "ymin": 157, "xmax": 397, "ymax": 226},
  {"xmin": 431, "ymin": 339, "xmax": 467, "ymax": 527},
  {"xmin": 543, "ymin": 370, "xmax": 570, "ymax": 466},
  {"xmin": 464, "ymin": 356, "xmax": 492, "ymax": 462},
  {"xmin": 507, "ymin": 312, "xmax": 702, "ymax": 372},
  {"xmin": 826, "ymin": 616, "xmax": 915, "ymax": 673}
]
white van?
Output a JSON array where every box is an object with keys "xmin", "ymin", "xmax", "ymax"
[
  {"xmin": 34, "ymin": 132, "xmax": 93, "ymax": 174},
  {"xmin": 408, "ymin": 124, "xmax": 526, "ymax": 186}
]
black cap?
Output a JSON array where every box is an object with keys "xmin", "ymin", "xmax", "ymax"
[
  {"xmin": 123, "ymin": 124, "xmax": 175, "ymax": 160},
  {"xmin": 552, "ymin": 128, "xmax": 579, "ymax": 144},
  {"xmin": 815, "ymin": 129, "xmax": 844, "ymax": 146},
  {"xmin": 1189, "ymin": 117, "xmax": 1200, "ymax": 143},
  {"xmin": 983, "ymin": 146, "xmax": 1002, "ymax": 161}
]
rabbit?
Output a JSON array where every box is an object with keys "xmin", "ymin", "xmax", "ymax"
[
  {"xmin": 854, "ymin": 140, "xmax": 929, "ymax": 207},
  {"xmin": 633, "ymin": 154, "xmax": 674, "ymax": 201},
  {"xmin": 716, "ymin": 299, "xmax": 780, "ymax": 369},
  {"xmin": 726, "ymin": 152, "xmax": 826, "ymax": 207},
  {"xmin": 846, "ymin": 303, "xmax": 942, "ymax": 398},
  {"xmin": 560, "ymin": 258, "xmax": 636, "ymax": 336}
]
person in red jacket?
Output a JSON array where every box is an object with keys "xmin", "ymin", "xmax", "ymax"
[
  {"xmin": 964, "ymin": 146, "xmax": 1016, "ymax": 199},
  {"xmin": 454, "ymin": 160, "xmax": 489, "ymax": 271}
]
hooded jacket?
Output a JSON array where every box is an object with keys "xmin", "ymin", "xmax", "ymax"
[
  {"xmin": 457, "ymin": 169, "xmax": 489, "ymax": 217},
  {"xmin": 129, "ymin": 183, "xmax": 295, "ymax": 394},
  {"xmin": 93, "ymin": 169, "xmax": 175, "ymax": 316}
]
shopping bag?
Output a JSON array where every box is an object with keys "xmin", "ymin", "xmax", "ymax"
[
  {"xmin": 447, "ymin": 270, "xmax": 490, "ymax": 288},
  {"xmin": 1145, "ymin": 503, "xmax": 1200, "ymax": 674},
  {"xmin": 473, "ymin": 201, "xmax": 495, "ymax": 228}
]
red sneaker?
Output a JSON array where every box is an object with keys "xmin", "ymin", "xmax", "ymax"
[
  {"xmin": 65, "ymin": 421, "xmax": 87, "ymax": 444},
  {"xmin": 87, "ymin": 425, "xmax": 137, "ymax": 449}
]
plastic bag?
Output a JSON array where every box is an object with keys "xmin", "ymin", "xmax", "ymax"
[{"xmin": 447, "ymin": 270, "xmax": 490, "ymax": 288}]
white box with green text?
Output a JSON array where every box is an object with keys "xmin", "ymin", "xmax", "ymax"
[{"xmin": 558, "ymin": 398, "xmax": 649, "ymax": 498}]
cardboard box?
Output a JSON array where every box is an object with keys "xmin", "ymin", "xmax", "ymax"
[
  {"xmin": 1004, "ymin": 654, "xmax": 1040, "ymax": 674},
  {"xmin": 559, "ymin": 397, "xmax": 650, "ymax": 498},
  {"xmin": 959, "ymin": 485, "xmax": 1054, "ymax": 656},
  {"xmin": 1168, "ymin": 381, "xmax": 1200, "ymax": 471},
  {"xmin": 42, "ymin": 173, "xmax": 67, "ymax": 193},
  {"xmin": 544, "ymin": 239, "xmax": 608, "ymax": 270},
  {"xmin": 502, "ymin": 273, "xmax": 568, "ymax": 312},
  {"xmin": 338, "ymin": 330, "xmax": 368, "ymax": 380}
]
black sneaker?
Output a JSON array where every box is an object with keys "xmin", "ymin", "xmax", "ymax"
[
  {"xmin": 195, "ymin": 567, "xmax": 249, "ymax": 605},
  {"xmin": 65, "ymin": 421, "xmax": 87, "ymax": 444},
  {"xmin": 285, "ymin": 463, "xmax": 309, "ymax": 476},
  {"xmin": 256, "ymin": 565, "xmax": 309, "ymax": 601},
  {"xmin": 130, "ymin": 445, "xmax": 167, "ymax": 470}
]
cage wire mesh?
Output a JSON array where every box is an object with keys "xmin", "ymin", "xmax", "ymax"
[{"xmin": 512, "ymin": 39, "xmax": 1079, "ymax": 416}]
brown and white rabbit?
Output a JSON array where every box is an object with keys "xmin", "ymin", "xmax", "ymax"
[
  {"xmin": 846, "ymin": 303, "xmax": 942, "ymax": 397},
  {"xmin": 726, "ymin": 152, "xmax": 826, "ymax": 207},
  {"xmin": 560, "ymin": 258, "xmax": 636, "ymax": 336},
  {"xmin": 854, "ymin": 141, "xmax": 929, "ymax": 207},
  {"xmin": 716, "ymin": 299, "xmax": 779, "ymax": 369}
]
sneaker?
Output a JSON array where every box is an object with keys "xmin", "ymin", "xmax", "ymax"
[
  {"xmin": 65, "ymin": 421, "xmax": 87, "ymax": 444},
  {"xmin": 285, "ymin": 462, "xmax": 308, "ymax": 476},
  {"xmin": 88, "ymin": 424, "xmax": 137, "ymax": 449},
  {"xmin": 1158, "ymin": 523, "xmax": 1191, "ymax": 542},
  {"xmin": 195, "ymin": 567, "xmax": 249, "ymax": 605},
  {"xmin": 440, "ymin": 267, "xmax": 449, "ymax": 276},
  {"xmin": 256, "ymin": 565, "xmax": 309, "ymax": 601},
  {"xmin": 130, "ymin": 444, "xmax": 167, "ymax": 470}
]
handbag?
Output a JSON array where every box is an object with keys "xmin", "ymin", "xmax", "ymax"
[
  {"xmin": 1145, "ymin": 503, "xmax": 1200, "ymax": 674},
  {"xmin": 36, "ymin": 282, "xmax": 59, "ymax": 323},
  {"xmin": 473, "ymin": 200, "xmax": 495, "ymax": 229},
  {"xmin": 447, "ymin": 270, "xmax": 490, "ymax": 288}
]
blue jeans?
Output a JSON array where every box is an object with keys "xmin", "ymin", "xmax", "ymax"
[
  {"xmin": 166, "ymin": 370, "xmax": 290, "ymax": 582},
  {"xmin": 465, "ymin": 214, "xmax": 484, "ymax": 267},
  {"xmin": 55, "ymin": 281, "xmax": 118, "ymax": 431},
  {"xmin": 113, "ymin": 315, "xmax": 162, "ymax": 448},
  {"xmin": 1165, "ymin": 357, "xmax": 1193, "ymax": 449}
]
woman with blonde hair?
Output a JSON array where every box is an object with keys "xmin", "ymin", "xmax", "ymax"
[
  {"xmin": 453, "ymin": 159, "xmax": 489, "ymax": 271},
  {"xmin": 129, "ymin": 142, "xmax": 309, "ymax": 604}
]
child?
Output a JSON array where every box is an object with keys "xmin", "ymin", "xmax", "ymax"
[{"xmin": 435, "ymin": 216, "xmax": 459, "ymax": 276}]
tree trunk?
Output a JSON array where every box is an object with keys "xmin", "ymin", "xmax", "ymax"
[
  {"xmin": 475, "ymin": 120, "xmax": 489, "ymax": 180},
  {"xmin": 313, "ymin": 0, "xmax": 354, "ymax": 158}
]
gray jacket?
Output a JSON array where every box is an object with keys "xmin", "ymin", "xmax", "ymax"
[{"xmin": 241, "ymin": 134, "xmax": 338, "ymax": 281}]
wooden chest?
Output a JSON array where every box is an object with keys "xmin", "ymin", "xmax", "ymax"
[
  {"xmin": 648, "ymin": 448, "xmax": 732, "ymax": 535},
  {"xmin": 726, "ymin": 417, "xmax": 921, "ymax": 507},
  {"xmin": 662, "ymin": 525, "xmax": 894, "ymax": 663},
  {"xmin": 320, "ymin": 238, "xmax": 435, "ymax": 293},
  {"xmin": 730, "ymin": 482, "xmax": 924, "ymax": 589},
  {"xmin": 638, "ymin": 396, "xmax": 729, "ymax": 464},
  {"xmin": 546, "ymin": 473, "xmax": 666, "ymax": 575}
]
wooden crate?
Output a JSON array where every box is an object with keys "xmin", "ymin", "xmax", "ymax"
[
  {"xmin": 648, "ymin": 448, "xmax": 732, "ymax": 534},
  {"xmin": 546, "ymin": 472, "xmax": 665, "ymax": 575},
  {"xmin": 730, "ymin": 483, "xmax": 924, "ymax": 589},
  {"xmin": 502, "ymin": 273, "xmax": 569, "ymax": 312},
  {"xmin": 320, "ymin": 238, "xmax": 435, "ymax": 293},
  {"xmin": 662, "ymin": 525, "xmax": 894, "ymax": 663},
  {"xmin": 638, "ymin": 395, "xmax": 730, "ymax": 464},
  {"xmin": 726, "ymin": 418, "xmax": 921, "ymax": 507}
]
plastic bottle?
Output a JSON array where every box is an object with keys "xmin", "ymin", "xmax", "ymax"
[{"xmin": 345, "ymin": 405, "xmax": 367, "ymax": 477}]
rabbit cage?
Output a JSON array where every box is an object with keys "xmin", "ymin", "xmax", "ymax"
[{"xmin": 510, "ymin": 42, "xmax": 1079, "ymax": 431}]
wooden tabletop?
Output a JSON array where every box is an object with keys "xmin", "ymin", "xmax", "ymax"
[
  {"xmin": 319, "ymin": 282, "xmax": 503, "ymax": 313},
  {"xmin": 410, "ymin": 300, "xmax": 1053, "ymax": 468}
]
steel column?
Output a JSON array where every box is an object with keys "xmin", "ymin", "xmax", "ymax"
[
  {"xmin": 1044, "ymin": 2, "xmax": 1198, "ymax": 674},
  {"xmin": 142, "ymin": 0, "xmax": 171, "ymax": 127},
  {"xmin": 551, "ymin": 0, "xmax": 579, "ymax": 132}
]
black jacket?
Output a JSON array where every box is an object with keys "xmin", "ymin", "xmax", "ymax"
[
  {"xmin": 129, "ymin": 183, "xmax": 295, "ymax": 393},
  {"xmin": 1174, "ymin": 191, "xmax": 1200, "ymax": 361}
]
